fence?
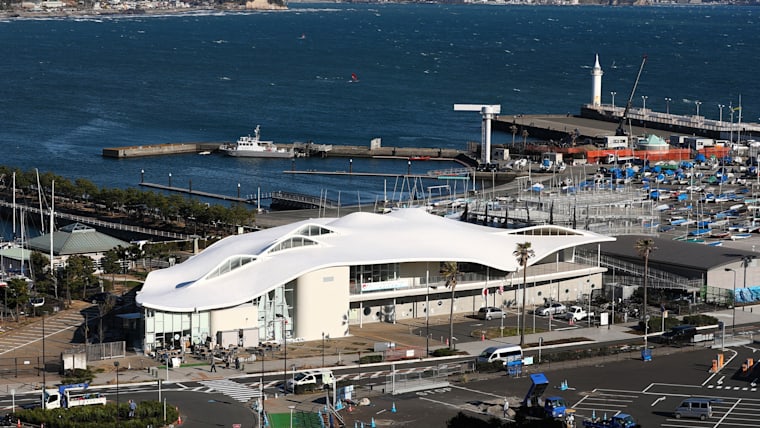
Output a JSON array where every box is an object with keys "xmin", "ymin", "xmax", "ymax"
[
  {"xmin": 67, "ymin": 341, "xmax": 126, "ymax": 361},
  {"xmin": 0, "ymin": 355, "xmax": 54, "ymax": 379},
  {"xmin": 384, "ymin": 362, "xmax": 472, "ymax": 395}
]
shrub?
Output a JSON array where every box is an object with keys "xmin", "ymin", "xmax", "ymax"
[
  {"xmin": 60, "ymin": 368, "xmax": 96, "ymax": 384},
  {"xmin": 358, "ymin": 354, "xmax": 383, "ymax": 364},
  {"xmin": 683, "ymin": 314, "xmax": 718, "ymax": 326},
  {"xmin": 431, "ymin": 348, "xmax": 457, "ymax": 357},
  {"xmin": 13, "ymin": 400, "xmax": 178, "ymax": 428},
  {"xmin": 475, "ymin": 361, "xmax": 504, "ymax": 373}
]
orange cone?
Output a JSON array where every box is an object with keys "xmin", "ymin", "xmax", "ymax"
[
  {"xmin": 176, "ymin": 406, "xmax": 182, "ymax": 425},
  {"xmin": 17, "ymin": 418, "xmax": 21, "ymax": 428}
]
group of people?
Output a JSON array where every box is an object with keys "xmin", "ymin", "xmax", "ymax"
[{"xmin": 210, "ymin": 354, "xmax": 241, "ymax": 372}]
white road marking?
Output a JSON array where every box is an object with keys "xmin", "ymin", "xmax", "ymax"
[
  {"xmin": 449, "ymin": 384, "xmax": 504, "ymax": 398},
  {"xmin": 651, "ymin": 396, "xmax": 666, "ymax": 407}
]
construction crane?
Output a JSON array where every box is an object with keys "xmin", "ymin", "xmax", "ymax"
[{"xmin": 615, "ymin": 55, "xmax": 647, "ymax": 137}]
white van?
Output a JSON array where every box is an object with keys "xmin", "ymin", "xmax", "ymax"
[
  {"xmin": 286, "ymin": 370, "xmax": 335, "ymax": 392},
  {"xmin": 476, "ymin": 345, "xmax": 523, "ymax": 364}
]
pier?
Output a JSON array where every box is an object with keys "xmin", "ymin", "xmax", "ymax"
[
  {"xmin": 138, "ymin": 182, "xmax": 266, "ymax": 204},
  {"xmin": 102, "ymin": 141, "xmax": 467, "ymax": 159},
  {"xmin": 494, "ymin": 104, "xmax": 760, "ymax": 142}
]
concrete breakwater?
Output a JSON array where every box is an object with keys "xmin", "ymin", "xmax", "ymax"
[{"xmin": 102, "ymin": 141, "xmax": 468, "ymax": 159}]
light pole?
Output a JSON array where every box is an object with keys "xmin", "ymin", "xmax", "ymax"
[
  {"xmin": 114, "ymin": 361, "xmax": 120, "ymax": 421},
  {"xmin": 665, "ymin": 97, "xmax": 672, "ymax": 115},
  {"xmin": 725, "ymin": 268, "xmax": 736, "ymax": 334},
  {"xmin": 42, "ymin": 311, "xmax": 47, "ymax": 409},
  {"xmin": 610, "ymin": 91, "xmax": 616, "ymax": 108},
  {"xmin": 168, "ymin": 172, "xmax": 172, "ymax": 187},
  {"xmin": 288, "ymin": 405, "xmax": 295, "ymax": 428},
  {"xmin": 321, "ymin": 332, "xmax": 325, "ymax": 368},
  {"xmin": 718, "ymin": 104, "xmax": 725, "ymax": 123},
  {"xmin": 695, "ymin": 100, "xmax": 702, "ymax": 117},
  {"xmin": 407, "ymin": 160, "xmax": 411, "ymax": 175},
  {"xmin": 641, "ymin": 95, "xmax": 648, "ymax": 111}
]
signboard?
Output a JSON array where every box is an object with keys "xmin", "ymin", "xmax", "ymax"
[{"xmin": 361, "ymin": 280, "xmax": 409, "ymax": 292}]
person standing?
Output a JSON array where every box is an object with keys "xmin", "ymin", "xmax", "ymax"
[
  {"xmin": 210, "ymin": 358, "xmax": 217, "ymax": 372},
  {"xmin": 128, "ymin": 400, "xmax": 137, "ymax": 418},
  {"xmin": 503, "ymin": 398, "xmax": 509, "ymax": 418}
]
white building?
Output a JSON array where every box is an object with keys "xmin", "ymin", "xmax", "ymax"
[{"xmin": 136, "ymin": 209, "xmax": 614, "ymax": 352}]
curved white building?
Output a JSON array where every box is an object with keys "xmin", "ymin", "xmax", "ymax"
[{"xmin": 136, "ymin": 209, "xmax": 614, "ymax": 352}]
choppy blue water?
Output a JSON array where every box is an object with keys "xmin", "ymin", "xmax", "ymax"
[{"xmin": 0, "ymin": 3, "xmax": 759, "ymax": 215}]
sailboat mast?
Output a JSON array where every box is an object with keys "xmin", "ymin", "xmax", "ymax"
[
  {"xmin": 50, "ymin": 180, "xmax": 56, "ymax": 299},
  {"xmin": 36, "ymin": 169, "xmax": 44, "ymax": 234},
  {"xmin": 12, "ymin": 172, "xmax": 16, "ymax": 240}
]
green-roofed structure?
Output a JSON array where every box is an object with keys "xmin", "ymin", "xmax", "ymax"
[{"xmin": 27, "ymin": 223, "xmax": 130, "ymax": 256}]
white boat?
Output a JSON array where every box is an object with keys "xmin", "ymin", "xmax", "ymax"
[{"xmin": 219, "ymin": 125, "xmax": 294, "ymax": 158}]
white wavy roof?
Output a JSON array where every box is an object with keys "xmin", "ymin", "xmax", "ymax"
[{"xmin": 136, "ymin": 208, "xmax": 614, "ymax": 312}]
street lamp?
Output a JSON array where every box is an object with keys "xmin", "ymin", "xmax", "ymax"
[
  {"xmin": 718, "ymin": 104, "xmax": 725, "ymax": 123},
  {"xmin": 168, "ymin": 172, "xmax": 172, "ymax": 187},
  {"xmin": 641, "ymin": 95, "xmax": 648, "ymax": 111},
  {"xmin": 42, "ymin": 311, "xmax": 47, "ymax": 409},
  {"xmin": 725, "ymin": 268, "xmax": 736, "ymax": 334},
  {"xmin": 610, "ymin": 91, "xmax": 617, "ymax": 108},
  {"xmin": 114, "ymin": 361, "xmax": 120, "ymax": 421},
  {"xmin": 695, "ymin": 100, "xmax": 702, "ymax": 117},
  {"xmin": 321, "ymin": 332, "xmax": 326, "ymax": 368},
  {"xmin": 288, "ymin": 405, "xmax": 295, "ymax": 428},
  {"xmin": 407, "ymin": 160, "xmax": 411, "ymax": 175},
  {"xmin": 665, "ymin": 97, "xmax": 672, "ymax": 115}
]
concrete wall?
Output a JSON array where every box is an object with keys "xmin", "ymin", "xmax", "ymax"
[
  {"xmin": 209, "ymin": 305, "xmax": 258, "ymax": 341},
  {"xmin": 294, "ymin": 266, "xmax": 350, "ymax": 341}
]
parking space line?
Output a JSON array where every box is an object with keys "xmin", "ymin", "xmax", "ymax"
[
  {"xmin": 449, "ymin": 385, "xmax": 504, "ymax": 398},
  {"xmin": 418, "ymin": 396, "xmax": 487, "ymax": 416}
]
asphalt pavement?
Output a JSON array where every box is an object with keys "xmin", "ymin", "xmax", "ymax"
[{"xmin": 3, "ymin": 303, "xmax": 760, "ymax": 427}]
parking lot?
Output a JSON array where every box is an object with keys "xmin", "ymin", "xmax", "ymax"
[{"xmin": 334, "ymin": 343, "xmax": 760, "ymax": 427}]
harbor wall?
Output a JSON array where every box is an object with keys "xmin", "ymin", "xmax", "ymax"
[{"xmin": 102, "ymin": 142, "xmax": 468, "ymax": 159}]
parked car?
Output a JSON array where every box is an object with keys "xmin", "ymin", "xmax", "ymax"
[
  {"xmin": 536, "ymin": 303, "xmax": 567, "ymax": 316},
  {"xmin": 477, "ymin": 306, "xmax": 505, "ymax": 320}
]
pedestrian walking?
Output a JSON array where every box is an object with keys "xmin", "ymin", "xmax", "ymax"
[
  {"xmin": 128, "ymin": 400, "xmax": 137, "ymax": 418},
  {"xmin": 503, "ymin": 398, "xmax": 509, "ymax": 418},
  {"xmin": 210, "ymin": 358, "xmax": 217, "ymax": 372}
]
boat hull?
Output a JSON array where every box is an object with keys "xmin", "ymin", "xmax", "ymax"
[{"xmin": 220, "ymin": 148, "xmax": 294, "ymax": 158}]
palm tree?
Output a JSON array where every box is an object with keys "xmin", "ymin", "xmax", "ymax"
[
  {"xmin": 635, "ymin": 238, "xmax": 657, "ymax": 349},
  {"xmin": 521, "ymin": 130, "xmax": 529, "ymax": 151},
  {"xmin": 440, "ymin": 261, "xmax": 460, "ymax": 350},
  {"xmin": 510, "ymin": 124, "xmax": 518, "ymax": 147},
  {"xmin": 513, "ymin": 242, "xmax": 535, "ymax": 347}
]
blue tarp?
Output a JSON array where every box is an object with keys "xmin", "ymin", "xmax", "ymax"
[{"xmin": 735, "ymin": 286, "xmax": 760, "ymax": 304}]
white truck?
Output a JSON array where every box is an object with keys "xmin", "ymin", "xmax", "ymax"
[
  {"xmin": 43, "ymin": 383, "xmax": 107, "ymax": 409},
  {"xmin": 565, "ymin": 305, "xmax": 593, "ymax": 322}
]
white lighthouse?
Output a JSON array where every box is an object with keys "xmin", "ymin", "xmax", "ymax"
[{"xmin": 591, "ymin": 54, "xmax": 603, "ymax": 107}]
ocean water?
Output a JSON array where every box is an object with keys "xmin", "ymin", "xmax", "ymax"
[{"xmin": 0, "ymin": 3, "xmax": 759, "ymax": 215}]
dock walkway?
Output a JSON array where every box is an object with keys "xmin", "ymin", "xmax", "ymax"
[{"xmin": 138, "ymin": 182, "xmax": 265, "ymax": 204}]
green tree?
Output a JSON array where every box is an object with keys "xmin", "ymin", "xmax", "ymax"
[
  {"xmin": 29, "ymin": 251, "xmax": 53, "ymax": 296},
  {"xmin": 61, "ymin": 255, "xmax": 97, "ymax": 303},
  {"xmin": 635, "ymin": 238, "xmax": 657, "ymax": 348},
  {"xmin": 101, "ymin": 247, "xmax": 123, "ymax": 290},
  {"xmin": 513, "ymin": 242, "xmax": 535, "ymax": 347},
  {"xmin": 7, "ymin": 277, "xmax": 30, "ymax": 322},
  {"xmin": 440, "ymin": 261, "xmax": 460, "ymax": 350}
]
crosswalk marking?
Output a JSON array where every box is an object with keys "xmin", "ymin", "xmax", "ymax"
[{"xmin": 200, "ymin": 379, "xmax": 262, "ymax": 403}]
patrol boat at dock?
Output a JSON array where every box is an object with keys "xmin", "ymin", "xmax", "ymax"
[{"xmin": 219, "ymin": 125, "xmax": 294, "ymax": 158}]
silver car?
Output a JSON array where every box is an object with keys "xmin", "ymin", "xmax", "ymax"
[
  {"xmin": 536, "ymin": 302, "xmax": 567, "ymax": 316},
  {"xmin": 477, "ymin": 306, "xmax": 505, "ymax": 320}
]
